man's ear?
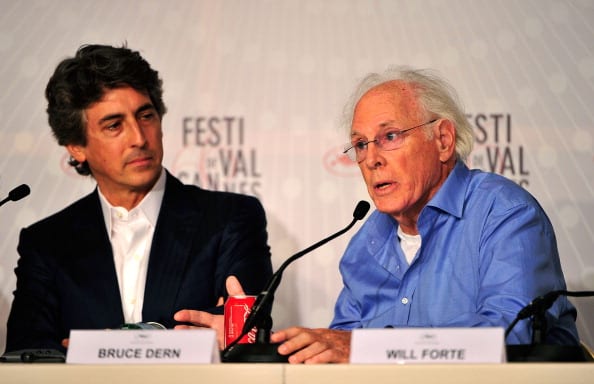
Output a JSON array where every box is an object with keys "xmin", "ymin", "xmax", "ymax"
[
  {"xmin": 66, "ymin": 144, "xmax": 86, "ymax": 163},
  {"xmin": 435, "ymin": 119, "xmax": 456, "ymax": 162}
]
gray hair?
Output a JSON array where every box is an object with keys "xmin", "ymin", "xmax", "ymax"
[{"xmin": 341, "ymin": 66, "xmax": 474, "ymax": 161}]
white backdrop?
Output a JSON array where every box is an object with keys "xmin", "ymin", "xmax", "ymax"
[{"xmin": 0, "ymin": 0, "xmax": 593, "ymax": 352}]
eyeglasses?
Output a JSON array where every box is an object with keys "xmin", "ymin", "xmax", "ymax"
[{"xmin": 342, "ymin": 119, "xmax": 438, "ymax": 162}]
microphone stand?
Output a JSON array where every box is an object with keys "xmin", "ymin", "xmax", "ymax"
[
  {"xmin": 505, "ymin": 290, "xmax": 594, "ymax": 362},
  {"xmin": 221, "ymin": 201, "xmax": 370, "ymax": 363}
]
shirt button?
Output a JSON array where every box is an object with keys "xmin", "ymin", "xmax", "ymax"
[{"xmin": 401, "ymin": 297, "xmax": 409, "ymax": 305}]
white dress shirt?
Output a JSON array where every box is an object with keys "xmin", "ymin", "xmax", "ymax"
[{"xmin": 98, "ymin": 170, "xmax": 166, "ymax": 323}]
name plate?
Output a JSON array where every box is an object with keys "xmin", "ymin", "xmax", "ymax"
[
  {"xmin": 66, "ymin": 329, "xmax": 219, "ymax": 364},
  {"xmin": 350, "ymin": 327, "xmax": 505, "ymax": 364}
]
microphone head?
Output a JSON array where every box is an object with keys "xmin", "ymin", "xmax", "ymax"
[
  {"xmin": 9, "ymin": 184, "xmax": 31, "ymax": 202},
  {"xmin": 353, "ymin": 200, "xmax": 370, "ymax": 220}
]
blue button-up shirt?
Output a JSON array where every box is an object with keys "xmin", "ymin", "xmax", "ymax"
[{"xmin": 330, "ymin": 161, "xmax": 579, "ymax": 345}]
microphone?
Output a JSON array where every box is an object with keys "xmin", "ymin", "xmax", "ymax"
[
  {"xmin": 505, "ymin": 290, "xmax": 594, "ymax": 343},
  {"xmin": 0, "ymin": 348, "xmax": 65, "ymax": 363},
  {"xmin": 120, "ymin": 322, "xmax": 166, "ymax": 330},
  {"xmin": 0, "ymin": 184, "xmax": 31, "ymax": 207},
  {"xmin": 222, "ymin": 200, "xmax": 371, "ymax": 362},
  {"xmin": 505, "ymin": 290, "xmax": 594, "ymax": 362}
]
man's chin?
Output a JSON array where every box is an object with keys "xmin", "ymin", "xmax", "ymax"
[
  {"xmin": 129, "ymin": 167, "xmax": 162, "ymax": 188},
  {"xmin": 372, "ymin": 199, "xmax": 404, "ymax": 217}
]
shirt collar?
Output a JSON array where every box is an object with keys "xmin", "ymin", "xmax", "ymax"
[
  {"xmin": 99, "ymin": 169, "xmax": 166, "ymax": 236},
  {"xmin": 425, "ymin": 160, "xmax": 469, "ymax": 219}
]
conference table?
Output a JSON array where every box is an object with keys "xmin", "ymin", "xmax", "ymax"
[{"xmin": 1, "ymin": 363, "xmax": 593, "ymax": 384}]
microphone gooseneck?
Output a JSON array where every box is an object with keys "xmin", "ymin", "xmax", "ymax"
[{"xmin": 222, "ymin": 200, "xmax": 370, "ymax": 361}]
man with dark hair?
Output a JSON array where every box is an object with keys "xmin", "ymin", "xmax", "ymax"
[{"xmin": 5, "ymin": 44, "xmax": 272, "ymax": 353}]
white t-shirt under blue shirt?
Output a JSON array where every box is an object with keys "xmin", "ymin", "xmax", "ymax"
[{"xmin": 330, "ymin": 161, "xmax": 578, "ymax": 346}]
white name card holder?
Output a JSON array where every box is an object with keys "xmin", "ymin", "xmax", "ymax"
[
  {"xmin": 66, "ymin": 329, "xmax": 219, "ymax": 364},
  {"xmin": 350, "ymin": 327, "xmax": 505, "ymax": 364}
]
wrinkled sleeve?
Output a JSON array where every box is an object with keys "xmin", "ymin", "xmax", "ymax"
[
  {"xmin": 211, "ymin": 195, "xmax": 272, "ymax": 313},
  {"xmin": 330, "ymin": 284, "xmax": 362, "ymax": 330},
  {"xmin": 457, "ymin": 201, "xmax": 577, "ymax": 345},
  {"xmin": 329, "ymin": 235, "xmax": 368, "ymax": 330}
]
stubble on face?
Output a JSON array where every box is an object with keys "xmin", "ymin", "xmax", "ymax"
[{"xmin": 71, "ymin": 87, "xmax": 164, "ymax": 209}]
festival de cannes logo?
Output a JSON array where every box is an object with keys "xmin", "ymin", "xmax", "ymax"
[
  {"xmin": 322, "ymin": 144, "xmax": 360, "ymax": 177},
  {"xmin": 171, "ymin": 115, "xmax": 263, "ymax": 198}
]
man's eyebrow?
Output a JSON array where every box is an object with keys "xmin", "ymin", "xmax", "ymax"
[
  {"xmin": 136, "ymin": 103, "xmax": 156, "ymax": 115},
  {"xmin": 98, "ymin": 112, "xmax": 124, "ymax": 125},
  {"xmin": 379, "ymin": 120, "xmax": 397, "ymax": 128},
  {"xmin": 97, "ymin": 103, "xmax": 156, "ymax": 124},
  {"xmin": 350, "ymin": 120, "xmax": 397, "ymax": 136}
]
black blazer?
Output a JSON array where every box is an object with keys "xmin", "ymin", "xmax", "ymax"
[{"xmin": 5, "ymin": 172, "xmax": 272, "ymax": 352}]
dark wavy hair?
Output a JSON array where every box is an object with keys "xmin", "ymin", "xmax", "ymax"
[{"xmin": 45, "ymin": 44, "xmax": 167, "ymax": 175}]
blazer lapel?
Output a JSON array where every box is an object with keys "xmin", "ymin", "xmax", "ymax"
[
  {"xmin": 70, "ymin": 191, "xmax": 124, "ymax": 327},
  {"xmin": 142, "ymin": 173, "xmax": 201, "ymax": 322}
]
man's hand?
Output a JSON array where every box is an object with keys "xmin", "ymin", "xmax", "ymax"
[
  {"xmin": 270, "ymin": 327, "xmax": 351, "ymax": 364},
  {"xmin": 174, "ymin": 275, "xmax": 245, "ymax": 349}
]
